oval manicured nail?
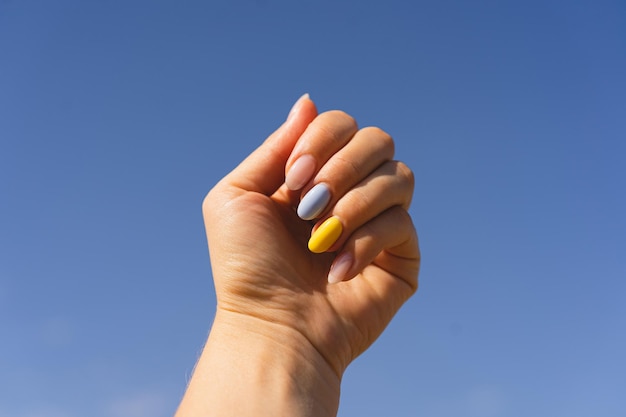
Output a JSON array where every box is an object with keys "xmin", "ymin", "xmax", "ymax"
[
  {"xmin": 285, "ymin": 155, "xmax": 316, "ymax": 191},
  {"xmin": 308, "ymin": 216, "xmax": 343, "ymax": 253},
  {"xmin": 297, "ymin": 183, "xmax": 331, "ymax": 220},
  {"xmin": 328, "ymin": 252, "xmax": 353, "ymax": 283}
]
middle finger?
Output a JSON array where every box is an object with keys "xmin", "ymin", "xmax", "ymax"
[{"xmin": 295, "ymin": 126, "xmax": 395, "ymax": 220}]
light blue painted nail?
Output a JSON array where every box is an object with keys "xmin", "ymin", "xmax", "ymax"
[{"xmin": 297, "ymin": 183, "xmax": 331, "ymax": 220}]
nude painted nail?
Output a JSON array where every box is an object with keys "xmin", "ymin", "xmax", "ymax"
[
  {"xmin": 308, "ymin": 217, "xmax": 343, "ymax": 254},
  {"xmin": 285, "ymin": 155, "xmax": 316, "ymax": 191},
  {"xmin": 287, "ymin": 93, "xmax": 310, "ymax": 121},
  {"xmin": 328, "ymin": 252, "xmax": 353, "ymax": 284},
  {"xmin": 297, "ymin": 183, "xmax": 331, "ymax": 220}
]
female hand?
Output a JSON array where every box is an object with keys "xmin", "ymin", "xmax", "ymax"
[{"xmin": 177, "ymin": 94, "xmax": 420, "ymax": 417}]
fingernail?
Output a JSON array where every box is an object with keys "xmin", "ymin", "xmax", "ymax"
[
  {"xmin": 297, "ymin": 183, "xmax": 331, "ymax": 220},
  {"xmin": 287, "ymin": 93, "xmax": 310, "ymax": 121},
  {"xmin": 285, "ymin": 155, "xmax": 316, "ymax": 191},
  {"xmin": 328, "ymin": 252, "xmax": 353, "ymax": 284},
  {"xmin": 308, "ymin": 216, "xmax": 343, "ymax": 253}
]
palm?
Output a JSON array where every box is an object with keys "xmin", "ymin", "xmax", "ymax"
[{"xmin": 206, "ymin": 189, "xmax": 410, "ymax": 373}]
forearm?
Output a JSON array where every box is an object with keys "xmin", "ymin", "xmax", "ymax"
[{"xmin": 175, "ymin": 310, "xmax": 341, "ymax": 417}]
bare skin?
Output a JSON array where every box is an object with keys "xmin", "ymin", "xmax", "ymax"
[{"xmin": 175, "ymin": 95, "xmax": 420, "ymax": 417}]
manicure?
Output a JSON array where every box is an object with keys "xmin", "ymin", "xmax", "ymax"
[
  {"xmin": 308, "ymin": 216, "xmax": 343, "ymax": 254},
  {"xmin": 297, "ymin": 183, "xmax": 331, "ymax": 220},
  {"xmin": 328, "ymin": 252, "xmax": 353, "ymax": 284},
  {"xmin": 287, "ymin": 93, "xmax": 310, "ymax": 121},
  {"xmin": 285, "ymin": 155, "xmax": 316, "ymax": 191}
]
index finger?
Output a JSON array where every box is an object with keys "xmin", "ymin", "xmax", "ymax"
[{"xmin": 221, "ymin": 94, "xmax": 318, "ymax": 196}]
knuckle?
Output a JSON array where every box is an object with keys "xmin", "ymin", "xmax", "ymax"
[
  {"xmin": 361, "ymin": 125, "xmax": 391, "ymax": 141},
  {"xmin": 395, "ymin": 161, "xmax": 415, "ymax": 188},
  {"xmin": 390, "ymin": 205, "xmax": 411, "ymax": 225},
  {"xmin": 319, "ymin": 110, "xmax": 358, "ymax": 134},
  {"xmin": 330, "ymin": 153, "xmax": 362, "ymax": 179},
  {"xmin": 343, "ymin": 186, "xmax": 371, "ymax": 216},
  {"xmin": 360, "ymin": 125, "xmax": 386, "ymax": 136},
  {"xmin": 361, "ymin": 126, "xmax": 395, "ymax": 157},
  {"xmin": 313, "ymin": 122, "xmax": 343, "ymax": 146}
]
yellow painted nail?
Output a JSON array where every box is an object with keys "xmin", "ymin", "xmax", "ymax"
[{"xmin": 308, "ymin": 217, "xmax": 343, "ymax": 253}]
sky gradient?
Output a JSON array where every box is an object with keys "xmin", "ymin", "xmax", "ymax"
[{"xmin": 1, "ymin": 1, "xmax": 625, "ymax": 416}]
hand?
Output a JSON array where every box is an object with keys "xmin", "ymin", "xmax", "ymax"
[
  {"xmin": 203, "ymin": 94, "xmax": 419, "ymax": 374},
  {"xmin": 176, "ymin": 95, "xmax": 420, "ymax": 417}
]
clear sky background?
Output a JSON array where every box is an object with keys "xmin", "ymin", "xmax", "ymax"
[{"xmin": 1, "ymin": 1, "xmax": 625, "ymax": 416}]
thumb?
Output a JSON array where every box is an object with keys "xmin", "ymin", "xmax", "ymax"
[{"xmin": 222, "ymin": 94, "xmax": 318, "ymax": 195}]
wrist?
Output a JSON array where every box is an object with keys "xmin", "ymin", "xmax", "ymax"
[{"xmin": 176, "ymin": 309, "xmax": 341, "ymax": 417}]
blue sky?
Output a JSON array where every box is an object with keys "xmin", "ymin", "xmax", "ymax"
[{"xmin": 1, "ymin": 1, "xmax": 625, "ymax": 416}]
